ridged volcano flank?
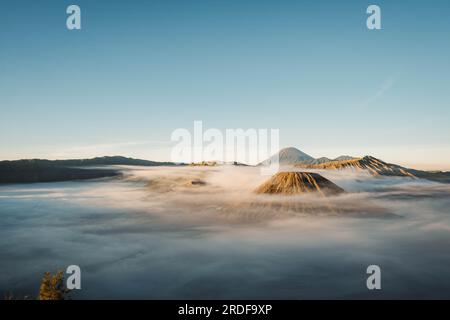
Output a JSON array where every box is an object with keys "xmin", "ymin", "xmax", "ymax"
[
  {"xmin": 299, "ymin": 156, "xmax": 416, "ymax": 178},
  {"xmin": 255, "ymin": 172, "xmax": 345, "ymax": 196}
]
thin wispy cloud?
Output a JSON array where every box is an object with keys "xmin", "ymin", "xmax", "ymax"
[{"xmin": 361, "ymin": 77, "xmax": 396, "ymax": 108}]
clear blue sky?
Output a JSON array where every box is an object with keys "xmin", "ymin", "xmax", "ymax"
[{"xmin": 1, "ymin": 0, "xmax": 449, "ymax": 169}]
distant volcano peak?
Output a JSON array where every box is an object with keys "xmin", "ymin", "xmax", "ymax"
[
  {"xmin": 279, "ymin": 147, "xmax": 313, "ymax": 159},
  {"xmin": 259, "ymin": 147, "xmax": 314, "ymax": 166}
]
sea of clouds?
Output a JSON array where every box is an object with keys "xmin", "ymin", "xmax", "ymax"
[{"xmin": 1, "ymin": 165, "xmax": 450, "ymax": 299}]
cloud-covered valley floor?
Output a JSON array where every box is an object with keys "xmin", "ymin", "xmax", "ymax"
[{"xmin": 1, "ymin": 166, "xmax": 450, "ymax": 299}]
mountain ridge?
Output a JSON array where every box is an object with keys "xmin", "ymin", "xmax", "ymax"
[
  {"xmin": 259, "ymin": 147, "xmax": 357, "ymax": 166},
  {"xmin": 0, "ymin": 156, "xmax": 177, "ymax": 167},
  {"xmin": 0, "ymin": 156, "xmax": 179, "ymax": 184},
  {"xmin": 298, "ymin": 155, "xmax": 450, "ymax": 183},
  {"xmin": 259, "ymin": 147, "xmax": 450, "ymax": 183}
]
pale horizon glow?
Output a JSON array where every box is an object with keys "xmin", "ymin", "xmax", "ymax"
[
  {"xmin": 1, "ymin": 1, "xmax": 449, "ymax": 171},
  {"xmin": 1, "ymin": 141, "xmax": 449, "ymax": 172}
]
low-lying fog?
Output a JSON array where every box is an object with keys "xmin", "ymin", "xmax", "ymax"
[{"xmin": 1, "ymin": 165, "xmax": 450, "ymax": 299}]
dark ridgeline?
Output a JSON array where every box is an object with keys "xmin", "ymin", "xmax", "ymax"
[
  {"xmin": 44, "ymin": 156, "xmax": 176, "ymax": 167},
  {"xmin": 0, "ymin": 156, "xmax": 178, "ymax": 184}
]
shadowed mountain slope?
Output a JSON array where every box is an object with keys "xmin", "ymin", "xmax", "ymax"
[
  {"xmin": 299, "ymin": 156, "xmax": 415, "ymax": 177},
  {"xmin": 0, "ymin": 156, "xmax": 178, "ymax": 184},
  {"xmin": 297, "ymin": 156, "xmax": 450, "ymax": 183}
]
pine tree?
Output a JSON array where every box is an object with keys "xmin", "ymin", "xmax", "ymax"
[{"xmin": 38, "ymin": 271, "xmax": 71, "ymax": 300}]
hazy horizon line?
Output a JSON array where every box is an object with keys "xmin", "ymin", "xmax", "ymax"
[{"xmin": 1, "ymin": 149, "xmax": 449, "ymax": 172}]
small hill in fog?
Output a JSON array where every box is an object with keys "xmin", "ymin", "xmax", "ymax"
[{"xmin": 255, "ymin": 172, "xmax": 345, "ymax": 196}]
